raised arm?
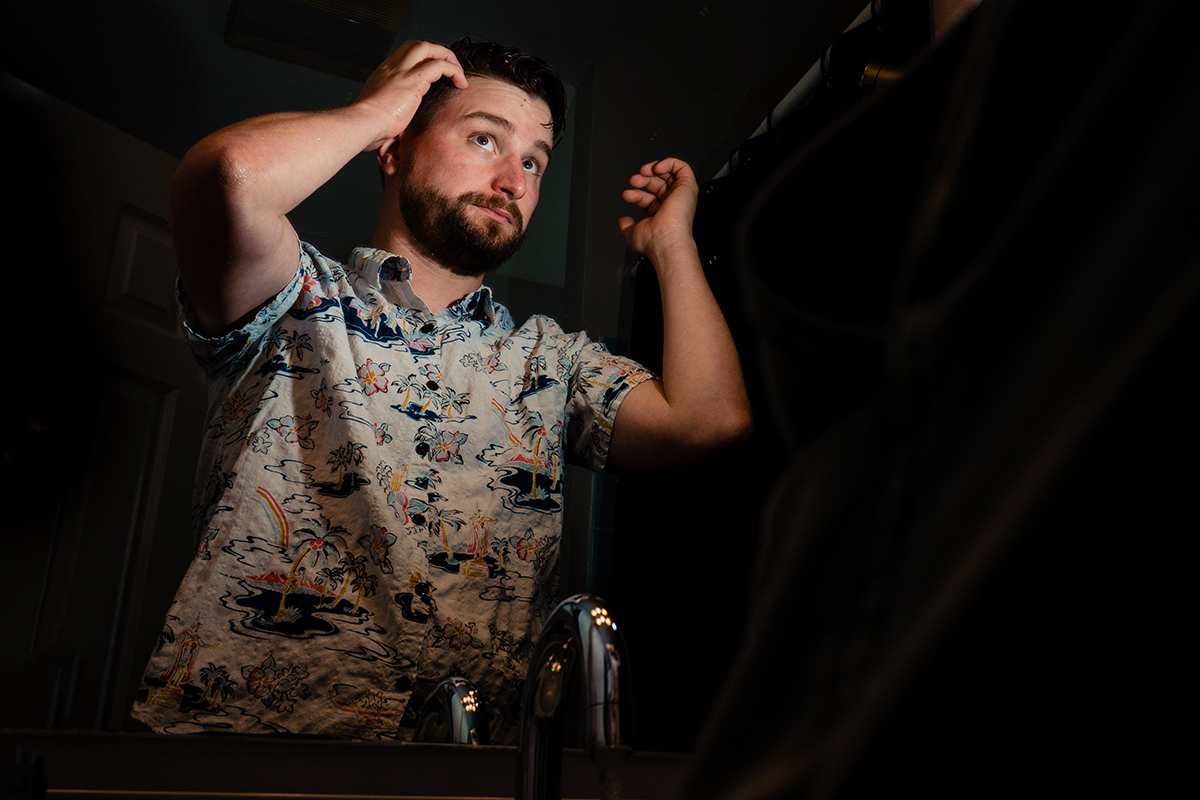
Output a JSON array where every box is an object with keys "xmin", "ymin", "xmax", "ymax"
[
  {"xmin": 606, "ymin": 158, "xmax": 753, "ymax": 470},
  {"xmin": 171, "ymin": 40, "xmax": 467, "ymax": 336}
]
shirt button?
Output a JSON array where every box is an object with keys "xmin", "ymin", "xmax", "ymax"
[{"xmin": 420, "ymin": 321, "xmax": 436, "ymax": 334}]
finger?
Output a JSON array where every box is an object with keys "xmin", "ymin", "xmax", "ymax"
[
  {"xmin": 638, "ymin": 160, "xmax": 660, "ymax": 177},
  {"xmin": 638, "ymin": 160, "xmax": 681, "ymax": 182},
  {"xmin": 395, "ymin": 41, "xmax": 461, "ymax": 69},
  {"xmin": 616, "ymin": 216, "xmax": 640, "ymax": 249},
  {"xmin": 644, "ymin": 159, "xmax": 697, "ymax": 196},
  {"xmin": 392, "ymin": 41, "xmax": 468, "ymax": 88},
  {"xmin": 640, "ymin": 175, "xmax": 672, "ymax": 197},
  {"xmin": 414, "ymin": 57, "xmax": 469, "ymax": 89},
  {"xmin": 621, "ymin": 188, "xmax": 661, "ymax": 214},
  {"xmin": 648, "ymin": 157, "xmax": 692, "ymax": 178},
  {"xmin": 628, "ymin": 173, "xmax": 672, "ymax": 198}
]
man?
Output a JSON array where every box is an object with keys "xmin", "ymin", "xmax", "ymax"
[{"xmin": 133, "ymin": 39, "xmax": 750, "ymax": 741}]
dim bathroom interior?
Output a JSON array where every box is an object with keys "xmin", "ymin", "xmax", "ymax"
[{"xmin": 2, "ymin": 0, "xmax": 1194, "ymax": 797}]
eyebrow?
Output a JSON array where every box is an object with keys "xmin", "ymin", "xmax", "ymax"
[{"xmin": 463, "ymin": 111, "xmax": 554, "ymax": 164}]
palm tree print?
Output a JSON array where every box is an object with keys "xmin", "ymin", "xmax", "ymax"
[
  {"xmin": 198, "ymin": 662, "xmax": 235, "ymax": 709},
  {"xmin": 328, "ymin": 441, "xmax": 367, "ymax": 489},
  {"xmin": 277, "ymin": 516, "xmax": 349, "ymax": 618},
  {"xmin": 393, "ymin": 374, "xmax": 441, "ymax": 417},
  {"xmin": 489, "ymin": 536, "xmax": 511, "ymax": 572},
  {"xmin": 443, "ymin": 389, "xmax": 470, "ymax": 419},
  {"xmin": 316, "ymin": 565, "xmax": 345, "ymax": 606},
  {"xmin": 428, "ymin": 505, "xmax": 465, "ymax": 560},
  {"xmin": 280, "ymin": 330, "xmax": 313, "ymax": 367},
  {"xmin": 329, "ymin": 552, "xmax": 367, "ymax": 609},
  {"xmin": 349, "ymin": 570, "xmax": 378, "ymax": 613}
]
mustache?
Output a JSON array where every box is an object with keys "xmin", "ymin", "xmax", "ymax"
[{"xmin": 460, "ymin": 192, "xmax": 524, "ymax": 229}]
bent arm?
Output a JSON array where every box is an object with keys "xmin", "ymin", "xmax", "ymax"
[
  {"xmin": 172, "ymin": 41, "xmax": 466, "ymax": 336},
  {"xmin": 171, "ymin": 107, "xmax": 372, "ymax": 335},
  {"xmin": 607, "ymin": 159, "xmax": 752, "ymax": 471}
]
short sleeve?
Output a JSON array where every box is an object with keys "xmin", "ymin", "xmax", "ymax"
[
  {"xmin": 177, "ymin": 254, "xmax": 307, "ymax": 378},
  {"xmin": 565, "ymin": 341, "xmax": 656, "ymax": 472}
]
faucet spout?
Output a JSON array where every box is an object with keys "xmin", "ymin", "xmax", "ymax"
[{"xmin": 517, "ymin": 594, "xmax": 633, "ymax": 800}]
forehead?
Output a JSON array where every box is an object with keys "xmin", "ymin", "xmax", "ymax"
[{"xmin": 432, "ymin": 78, "xmax": 553, "ymax": 144}]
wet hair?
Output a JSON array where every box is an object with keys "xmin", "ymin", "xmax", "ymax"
[{"xmin": 408, "ymin": 38, "xmax": 567, "ymax": 144}]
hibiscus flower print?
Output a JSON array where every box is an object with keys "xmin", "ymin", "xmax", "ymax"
[
  {"xmin": 357, "ymin": 359, "xmax": 391, "ymax": 396},
  {"xmin": 517, "ymin": 535, "xmax": 543, "ymax": 562},
  {"xmin": 218, "ymin": 388, "xmax": 257, "ymax": 433},
  {"xmin": 358, "ymin": 524, "xmax": 397, "ymax": 573},
  {"xmin": 241, "ymin": 655, "xmax": 309, "ymax": 712},
  {"xmin": 439, "ymin": 618, "xmax": 478, "ymax": 651},
  {"xmin": 374, "ymin": 422, "xmax": 392, "ymax": 445},
  {"xmin": 311, "ymin": 378, "xmax": 332, "ymax": 417},
  {"xmin": 250, "ymin": 428, "xmax": 273, "ymax": 455},
  {"xmin": 432, "ymin": 431, "xmax": 468, "ymax": 464},
  {"xmin": 421, "ymin": 363, "xmax": 444, "ymax": 388},
  {"xmin": 267, "ymin": 415, "xmax": 318, "ymax": 449}
]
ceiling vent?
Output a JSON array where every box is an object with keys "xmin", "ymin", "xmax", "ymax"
[{"xmin": 226, "ymin": 0, "xmax": 412, "ymax": 81}]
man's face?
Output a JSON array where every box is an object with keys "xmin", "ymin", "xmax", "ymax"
[{"xmin": 396, "ymin": 78, "xmax": 554, "ymax": 276}]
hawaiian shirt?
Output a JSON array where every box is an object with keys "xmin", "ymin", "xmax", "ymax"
[{"xmin": 132, "ymin": 242, "xmax": 653, "ymax": 742}]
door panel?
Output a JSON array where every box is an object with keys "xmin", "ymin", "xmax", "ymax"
[{"xmin": 2, "ymin": 73, "xmax": 205, "ymax": 732}]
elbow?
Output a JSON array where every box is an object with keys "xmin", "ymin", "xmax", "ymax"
[
  {"xmin": 173, "ymin": 136, "xmax": 259, "ymax": 213},
  {"xmin": 691, "ymin": 401, "xmax": 754, "ymax": 457},
  {"xmin": 720, "ymin": 402, "xmax": 755, "ymax": 448}
]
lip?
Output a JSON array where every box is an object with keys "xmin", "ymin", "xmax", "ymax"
[{"xmin": 473, "ymin": 204, "xmax": 513, "ymax": 225}]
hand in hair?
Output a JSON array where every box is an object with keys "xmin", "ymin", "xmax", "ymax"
[{"xmin": 354, "ymin": 40, "xmax": 470, "ymax": 153}]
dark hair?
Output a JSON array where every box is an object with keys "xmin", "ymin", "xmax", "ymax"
[{"xmin": 408, "ymin": 38, "xmax": 567, "ymax": 144}]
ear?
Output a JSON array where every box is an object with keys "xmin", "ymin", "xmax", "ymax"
[{"xmin": 376, "ymin": 137, "xmax": 403, "ymax": 177}]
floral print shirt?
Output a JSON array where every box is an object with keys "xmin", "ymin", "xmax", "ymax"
[{"xmin": 132, "ymin": 243, "xmax": 653, "ymax": 742}]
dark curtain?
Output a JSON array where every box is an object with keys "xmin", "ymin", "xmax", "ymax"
[{"xmin": 681, "ymin": 0, "xmax": 1198, "ymax": 796}]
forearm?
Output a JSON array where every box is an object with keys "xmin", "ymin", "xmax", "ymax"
[
  {"xmin": 606, "ymin": 239, "xmax": 750, "ymax": 470},
  {"xmin": 171, "ymin": 106, "xmax": 385, "ymax": 334},
  {"xmin": 652, "ymin": 237, "xmax": 752, "ymax": 448},
  {"xmin": 607, "ymin": 158, "xmax": 752, "ymax": 470},
  {"xmin": 176, "ymin": 105, "xmax": 383, "ymax": 224}
]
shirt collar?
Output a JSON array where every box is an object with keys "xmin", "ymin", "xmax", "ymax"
[{"xmin": 349, "ymin": 247, "xmax": 497, "ymax": 326}]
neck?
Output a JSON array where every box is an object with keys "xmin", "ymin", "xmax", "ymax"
[{"xmin": 372, "ymin": 215, "xmax": 485, "ymax": 314}]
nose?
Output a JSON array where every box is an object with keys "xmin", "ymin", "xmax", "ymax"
[{"xmin": 492, "ymin": 156, "xmax": 527, "ymax": 200}]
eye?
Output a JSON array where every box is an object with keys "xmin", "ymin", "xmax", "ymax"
[
  {"xmin": 522, "ymin": 158, "xmax": 542, "ymax": 175},
  {"xmin": 471, "ymin": 134, "xmax": 495, "ymax": 151}
]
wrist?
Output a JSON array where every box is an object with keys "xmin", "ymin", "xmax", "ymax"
[
  {"xmin": 646, "ymin": 232, "xmax": 699, "ymax": 270},
  {"xmin": 338, "ymin": 101, "xmax": 396, "ymax": 151}
]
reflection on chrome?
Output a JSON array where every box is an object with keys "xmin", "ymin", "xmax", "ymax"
[
  {"xmin": 590, "ymin": 606, "xmax": 615, "ymax": 629},
  {"xmin": 413, "ymin": 676, "xmax": 489, "ymax": 745},
  {"xmin": 517, "ymin": 594, "xmax": 633, "ymax": 800}
]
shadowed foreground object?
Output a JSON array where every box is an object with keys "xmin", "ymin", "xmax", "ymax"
[{"xmin": 681, "ymin": 0, "xmax": 1198, "ymax": 797}]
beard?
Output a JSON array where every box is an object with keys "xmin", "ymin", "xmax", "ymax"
[{"xmin": 396, "ymin": 169, "xmax": 527, "ymax": 277}]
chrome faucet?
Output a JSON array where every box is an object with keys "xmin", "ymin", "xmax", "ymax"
[
  {"xmin": 413, "ymin": 676, "xmax": 489, "ymax": 744},
  {"xmin": 517, "ymin": 594, "xmax": 633, "ymax": 800}
]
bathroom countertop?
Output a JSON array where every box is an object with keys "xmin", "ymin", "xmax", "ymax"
[{"xmin": 1, "ymin": 728, "xmax": 693, "ymax": 799}]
